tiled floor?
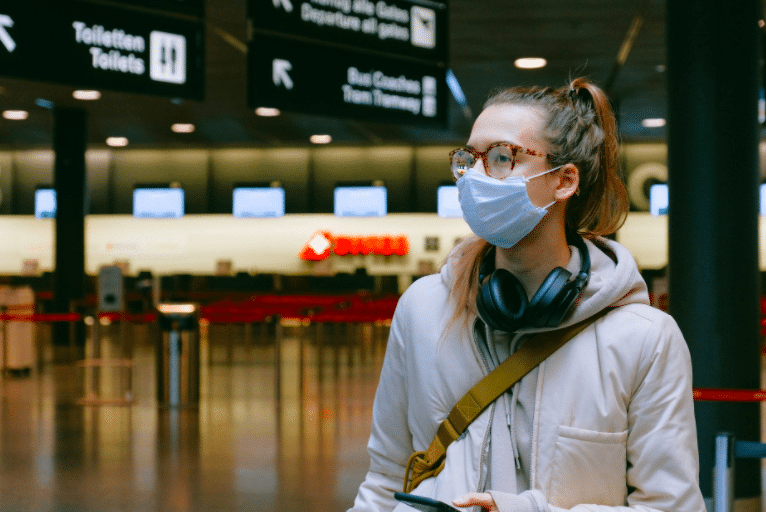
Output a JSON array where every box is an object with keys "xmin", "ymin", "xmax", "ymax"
[{"xmin": 0, "ymin": 320, "xmax": 387, "ymax": 512}]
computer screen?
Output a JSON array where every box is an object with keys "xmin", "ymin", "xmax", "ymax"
[
  {"xmin": 649, "ymin": 183, "xmax": 668, "ymax": 216},
  {"xmin": 334, "ymin": 186, "xmax": 387, "ymax": 217},
  {"xmin": 437, "ymin": 185, "xmax": 462, "ymax": 218},
  {"xmin": 233, "ymin": 187, "xmax": 285, "ymax": 217},
  {"xmin": 133, "ymin": 187, "xmax": 184, "ymax": 218},
  {"xmin": 35, "ymin": 188, "xmax": 56, "ymax": 219}
]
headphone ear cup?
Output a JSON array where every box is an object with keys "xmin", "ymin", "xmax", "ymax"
[
  {"xmin": 542, "ymin": 282, "xmax": 581, "ymax": 327},
  {"xmin": 526, "ymin": 268, "xmax": 572, "ymax": 327},
  {"xmin": 476, "ymin": 269, "xmax": 528, "ymax": 331}
]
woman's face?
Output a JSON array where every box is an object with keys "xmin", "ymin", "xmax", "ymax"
[{"xmin": 466, "ymin": 104, "xmax": 556, "ymax": 208}]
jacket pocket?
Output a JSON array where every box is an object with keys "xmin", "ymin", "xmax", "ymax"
[{"xmin": 549, "ymin": 425, "xmax": 628, "ymax": 508}]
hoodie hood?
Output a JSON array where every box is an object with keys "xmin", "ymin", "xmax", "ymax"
[{"xmin": 439, "ymin": 235, "xmax": 650, "ymax": 333}]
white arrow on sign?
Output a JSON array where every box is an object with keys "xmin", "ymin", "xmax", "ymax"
[
  {"xmin": 273, "ymin": 59, "xmax": 293, "ymax": 90},
  {"xmin": 272, "ymin": 0, "xmax": 293, "ymax": 13},
  {"xmin": 0, "ymin": 15, "xmax": 16, "ymax": 53}
]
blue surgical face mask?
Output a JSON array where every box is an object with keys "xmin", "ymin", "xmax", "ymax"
[{"xmin": 457, "ymin": 166, "xmax": 562, "ymax": 248}]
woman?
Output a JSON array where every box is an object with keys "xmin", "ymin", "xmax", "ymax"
[{"xmin": 349, "ymin": 78, "xmax": 704, "ymax": 512}]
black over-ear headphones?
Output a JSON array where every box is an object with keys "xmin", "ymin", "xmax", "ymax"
[{"xmin": 476, "ymin": 229, "xmax": 591, "ymax": 332}]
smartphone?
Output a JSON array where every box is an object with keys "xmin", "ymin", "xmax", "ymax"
[{"xmin": 394, "ymin": 492, "xmax": 461, "ymax": 512}]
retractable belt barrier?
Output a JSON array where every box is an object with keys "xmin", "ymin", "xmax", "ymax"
[
  {"xmin": 15, "ymin": 296, "xmax": 766, "ymax": 403},
  {"xmin": 11, "ymin": 293, "xmax": 400, "ymax": 325},
  {"xmin": 714, "ymin": 433, "xmax": 766, "ymax": 512}
]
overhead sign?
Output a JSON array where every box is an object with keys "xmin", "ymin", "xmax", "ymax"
[
  {"xmin": 0, "ymin": 2, "xmax": 204, "ymax": 100},
  {"xmin": 247, "ymin": 0, "xmax": 447, "ymax": 126},
  {"xmin": 248, "ymin": 36, "xmax": 447, "ymax": 125},
  {"xmin": 99, "ymin": 0, "xmax": 205, "ymax": 19},
  {"xmin": 250, "ymin": 0, "xmax": 447, "ymax": 64}
]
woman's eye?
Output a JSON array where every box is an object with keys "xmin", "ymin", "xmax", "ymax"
[{"xmin": 491, "ymin": 153, "xmax": 513, "ymax": 165}]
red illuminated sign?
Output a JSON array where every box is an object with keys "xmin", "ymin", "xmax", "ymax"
[{"xmin": 299, "ymin": 231, "xmax": 409, "ymax": 261}]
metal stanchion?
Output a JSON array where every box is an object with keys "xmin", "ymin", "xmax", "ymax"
[
  {"xmin": 156, "ymin": 303, "xmax": 200, "ymax": 408},
  {"xmin": 713, "ymin": 433, "xmax": 735, "ymax": 512},
  {"xmin": 713, "ymin": 433, "xmax": 766, "ymax": 512}
]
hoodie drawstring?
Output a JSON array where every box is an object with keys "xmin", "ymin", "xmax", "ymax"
[{"xmin": 506, "ymin": 382, "xmax": 522, "ymax": 469}]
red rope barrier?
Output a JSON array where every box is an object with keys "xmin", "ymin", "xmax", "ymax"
[
  {"xmin": 693, "ymin": 388, "xmax": 766, "ymax": 402},
  {"xmin": 0, "ymin": 312, "xmax": 80, "ymax": 322}
]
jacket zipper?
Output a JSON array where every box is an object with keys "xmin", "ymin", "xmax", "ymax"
[{"xmin": 473, "ymin": 318, "xmax": 494, "ymax": 495}]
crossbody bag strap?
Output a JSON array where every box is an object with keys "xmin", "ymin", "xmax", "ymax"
[{"xmin": 402, "ymin": 308, "xmax": 612, "ymax": 493}]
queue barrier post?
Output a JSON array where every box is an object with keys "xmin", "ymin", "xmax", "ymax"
[
  {"xmin": 713, "ymin": 433, "xmax": 766, "ymax": 512},
  {"xmin": 156, "ymin": 303, "xmax": 200, "ymax": 408}
]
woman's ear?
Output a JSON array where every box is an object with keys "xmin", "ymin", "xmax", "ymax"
[{"xmin": 554, "ymin": 163, "xmax": 579, "ymax": 201}]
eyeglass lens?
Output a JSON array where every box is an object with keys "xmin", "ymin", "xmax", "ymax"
[
  {"xmin": 450, "ymin": 149, "xmax": 474, "ymax": 179},
  {"xmin": 485, "ymin": 146, "xmax": 516, "ymax": 179},
  {"xmin": 450, "ymin": 146, "xmax": 517, "ymax": 180}
]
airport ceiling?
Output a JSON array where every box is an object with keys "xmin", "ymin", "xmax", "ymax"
[{"xmin": 0, "ymin": 0, "xmax": 685, "ymax": 149}]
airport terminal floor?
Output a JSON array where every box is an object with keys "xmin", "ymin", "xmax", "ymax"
[{"xmin": 0, "ymin": 319, "xmax": 386, "ymax": 512}]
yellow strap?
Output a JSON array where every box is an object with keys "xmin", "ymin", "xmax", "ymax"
[{"xmin": 403, "ymin": 309, "xmax": 611, "ymax": 492}]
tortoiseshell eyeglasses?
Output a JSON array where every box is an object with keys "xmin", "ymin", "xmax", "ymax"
[{"xmin": 449, "ymin": 142, "xmax": 550, "ymax": 180}]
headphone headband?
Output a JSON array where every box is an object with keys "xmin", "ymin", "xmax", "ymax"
[{"xmin": 476, "ymin": 228, "xmax": 591, "ymax": 331}]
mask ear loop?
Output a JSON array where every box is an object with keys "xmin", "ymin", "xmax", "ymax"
[
  {"xmin": 542, "ymin": 199, "xmax": 557, "ymax": 210},
  {"xmin": 523, "ymin": 164, "xmax": 564, "ymax": 182},
  {"xmin": 527, "ymin": 165, "xmax": 564, "ymax": 211}
]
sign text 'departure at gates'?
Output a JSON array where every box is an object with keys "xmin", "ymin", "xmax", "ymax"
[{"xmin": 248, "ymin": 0, "xmax": 448, "ymax": 126}]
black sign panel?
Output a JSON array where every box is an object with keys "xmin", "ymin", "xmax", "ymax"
[
  {"xmin": 248, "ymin": 36, "xmax": 447, "ymax": 125},
  {"xmin": 250, "ymin": 0, "xmax": 447, "ymax": 64},
  {"xmin": 97, "ymin": 0, "xmax": 205, "ymax": 19},
  {"xmin": 0, "ymin": 2, "xmax": 204, "ymax": 100}
]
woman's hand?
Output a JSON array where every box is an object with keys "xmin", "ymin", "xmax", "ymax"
[{"xmin": 452, "ymin": 492, "xmax": 498, "ymax": 511}]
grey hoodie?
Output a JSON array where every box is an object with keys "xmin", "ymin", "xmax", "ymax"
[{"xmin": 350, "ymin": 236, "xmax": 705, "ymax": 512}]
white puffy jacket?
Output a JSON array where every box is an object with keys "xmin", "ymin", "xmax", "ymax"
[{"xmin": 349, "ymin": 237, "xmax": 705, "ymax": 512}]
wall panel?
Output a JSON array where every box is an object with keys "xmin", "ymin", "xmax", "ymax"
[
  {"xmin": 210, "ymin": 148, "xmax": 311, "ymax": 213},
  {"xmin": 414, "ymin": 146, "xmax": 453, "ymax": 213},
  {"xmin": 312, "ymin": 146, "xmax": 413, "ymax": 213},
  {"xmin": 111, "ymin": 149, "xmax": 210, "ymax": 214},
  {"xmin": 0, "ymin": 152, "xmax": 14, "ymax": 215},
  {"xmin": 85, "ymin": 150, "xmax": 112, "ymax": 214},
  {"xmin": 13, "ymin": 150, "xmax": 54, "ymax": 215}
]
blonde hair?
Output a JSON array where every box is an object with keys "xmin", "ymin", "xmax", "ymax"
[{"xmin": 447, "ymin": 77, "xmax": 629, "ymax": 328}]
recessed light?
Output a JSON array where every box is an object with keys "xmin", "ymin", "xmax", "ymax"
[
  {"xmin": 641, "ymin": 118, "xmax": 666, "ymax": 128},
  {"xmin": 106, "ymin": 137, "xmax": 129, "ymax": 147},
  {"xmin": 310, "ymin": 134, "xmax": 332, "ymax": 144},
  {"xmin": 73, "ymin": 90, "xmax": 101, "ymax": 100},
  {"xmin": 171, "ymin": 123, "xmax": 195, "ymax": 133},
  {"xmin": 514, "ymin": 57, "xmax": 547, "ymax": 69},
  {"xmin": 255, "ymin": 107, "xmax": 281, "ymax": 117},
  {"xmin": 3, "ymin": 110, "xmax": 28, "ymax": 120}
]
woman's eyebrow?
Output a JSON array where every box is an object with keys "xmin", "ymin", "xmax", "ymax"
[{"xmin": 465, "ymin": 141, "xmax": 521, "ymax": 151}]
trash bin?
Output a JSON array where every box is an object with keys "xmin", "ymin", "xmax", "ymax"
[{"xmin": 156, "ymin": 303, "xmax": 200, "ymax": 407}]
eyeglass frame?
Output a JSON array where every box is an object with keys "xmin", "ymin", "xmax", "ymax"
[{"xmin": 449, "ymin": 142, "xmax": 552, "ymax": 180}]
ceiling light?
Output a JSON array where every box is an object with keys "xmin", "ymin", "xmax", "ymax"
[
  {"xmin": 72, "ymin": 90, "xmax": 101, "ymax": 100},
  {"xmin": 641, "ymin": 118, "xmax": 666, "ymax": 128},
  {"xmin": 3, "ymin": 110, "xmax": 28, "ymax": 120},
  {"xmin": 514, "ymin": 57, "xmax": 547, "ymax": 69},
  {"xmin": 106, "ymin": 137, "xmax": 129, "ymax": 147},
  {"xmin": 171, "ymin": 123, "xmax": 195, "ymax": 133},
  {"xmin": 310, "ymin": 134, "xmax": 332, "ymax": 144},
  {"xmin": 255, "ymin": 107, "xmax": 281, "ymax": 117}
]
